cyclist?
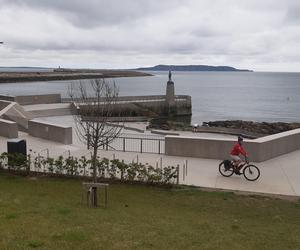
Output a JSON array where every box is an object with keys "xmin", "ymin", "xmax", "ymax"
[{"xmin": 230, "ymin": 136, "xmax": 248, "ymax": 174}]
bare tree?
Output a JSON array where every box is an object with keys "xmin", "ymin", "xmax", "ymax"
[{"xmin": 69, "ymin": 78, "xmax": 123, "ymax": 206}]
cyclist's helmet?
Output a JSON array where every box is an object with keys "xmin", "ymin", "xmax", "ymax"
[{"xmin": 238, "ymin": 136, "xmax": 243, "ymax": 142}]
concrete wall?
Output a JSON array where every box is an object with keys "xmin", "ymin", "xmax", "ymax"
[
  {"xmin": 29, "ymin": 107, "xmax": 72, "ymax": 118},
  {"xmin": 0, "ymin": 95, "xmax": 15, "ymax": 102},
  {"xmin": 0, "ymin": 118, "xmax": 18, "ymax": 138},
  {"xmin": 1, "ymin": 94, "xmax": 62, "ymax": 105},
  {"xmin": 165, "ymin": 128, "xmax": 300, "ymax": 162},
  {"xmin": 0, "ymin": 100, "xmax": 11, "ymax": 111},
  {"xmin": 28, "ymin": 120, "xmax": 72, "ymax": 144},
  {"xmin": 15, "ymin": 94, "xmax": 61, "ymax": 105},
  {"xmin": 76, "ymin": 94, "xmax": 192, "ymax": 117}
]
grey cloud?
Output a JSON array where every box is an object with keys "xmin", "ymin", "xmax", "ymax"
[
  {"xmin": 1, "ymin": 0, "xmax": 181, "ymax": 28},
  {"xmin": 285, "ymin": 5, "xmax": 300, "ymax": 24},
  {"xmin": 1, "ymin": 0, "xmax": 300, "ymax": 71}
]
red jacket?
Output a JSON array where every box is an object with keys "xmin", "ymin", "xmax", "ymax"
[{"xmin": 231, "ymin": 143, "xmax": 248, "ymax": 156}]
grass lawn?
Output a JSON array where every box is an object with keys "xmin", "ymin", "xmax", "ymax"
[{"xmin": 0, "ymin": 173, "xmax": 300, "ymax": 249}]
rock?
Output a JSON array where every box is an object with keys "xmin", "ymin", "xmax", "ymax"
[{"xmin": 203, "ymin": 120, "xmax": 300, "ymax": 135}]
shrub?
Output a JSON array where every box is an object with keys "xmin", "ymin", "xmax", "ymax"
[{"xmin": 0, "ymin": 152, "xmax": 178, "ymax": 185}]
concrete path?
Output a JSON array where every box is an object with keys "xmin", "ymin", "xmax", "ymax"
[{"xmin": 1, "ymin": 114, "xmax": 299, "ymax": 198}]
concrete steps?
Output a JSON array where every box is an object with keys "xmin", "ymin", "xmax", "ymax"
[{"xmin": 0, "ymin": 101, "xmax": 33, "ymax": 132}]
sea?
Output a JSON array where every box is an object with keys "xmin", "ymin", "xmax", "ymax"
[{"xmin": 1, "ymin": 68, "xmax": 300, "ymax": 124}]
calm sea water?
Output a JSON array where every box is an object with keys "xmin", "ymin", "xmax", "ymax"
[{"xmin": 1, "ymin": 70, "xmax": 300, "ymax": 124}]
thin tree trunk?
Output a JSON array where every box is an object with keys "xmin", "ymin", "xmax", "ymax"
[
  {"xmin": 92, "ymin": 146, "xmax": 98, "ymax": 183},
  {"xmin": 92, "ymin": 146, "xmax": 98, "ymax": 207}
]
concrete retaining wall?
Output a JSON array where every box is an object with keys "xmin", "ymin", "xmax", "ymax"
[
  {"xmin": 1, "ymin": 94, "xmax": 62, "ymax": 105},
  {"xmin": 29, "ymin": 108, "xmax": 72, "ymax": 118},
  {"xmin": 0, "ymin": 95, "xmax": 15, "ymax": 102},
  {"xmin": 165, "ymin": 128, "xmax": 300, "ymax": 162},
  {"xmin": 28, "ymin": 120, "xmax": 72, "ymax": 144},
  {"xmin": 77, "ymin": 95, "xmax": 191, "ymax": 117},
  {"xmin": 0, "ymin": 118, "xmax": 18, "ymax": 138},
  {"xmin": 15, "ymin": 94, "xmax": 61, "ymax": 105},
  {"xmin": 0, "ymin": 100, "xmax": 11, "ymax": 111}
]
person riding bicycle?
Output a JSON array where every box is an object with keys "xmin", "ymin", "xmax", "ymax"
[{"xmin": 230, "ymin": 136, "xmax": 248, "ymax": 174}]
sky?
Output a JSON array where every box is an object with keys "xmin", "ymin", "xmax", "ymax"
[{"xmin": 0, "ymin": 0, "xmax": 300, "ymax": 72}]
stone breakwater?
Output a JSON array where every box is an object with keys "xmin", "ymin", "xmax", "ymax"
[
  {"xmin": 204, "ymin": 120, "xmax": 300, "ymax": 135},
  {"xmin": 0, "ymin": 70, "xmax": 152, "ymax": 83}
]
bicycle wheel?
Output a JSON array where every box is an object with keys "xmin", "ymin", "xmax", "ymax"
[
  {"xmin": 219, "ymin": 160, "xmax": 234, "ymax": 177},
  {"xmin": 243, "ymin": 165, "xmax": 260, "ymax": 181}
]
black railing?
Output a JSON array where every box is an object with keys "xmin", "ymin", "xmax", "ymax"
[{"xmin": 102, "ymin": 134, "xmax": 165, "ymax": 154}]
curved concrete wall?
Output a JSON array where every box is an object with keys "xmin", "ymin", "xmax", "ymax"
[{"xmin": 165, "ymin": 128, "xmax": 300, "ymax": 162}]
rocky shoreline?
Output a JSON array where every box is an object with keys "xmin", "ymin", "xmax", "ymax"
[
  {"xmin": 203, "ymin": 120, "xmax": 300, "ymax": 137},
  {"xmin": 148, "ymin": 118, "xmax": 300, "ymax": 138},
  {"xmin": 0, "ymin": 69, "xmax": 152, "ymax": 83}
]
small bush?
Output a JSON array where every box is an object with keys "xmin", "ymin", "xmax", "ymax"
[{"xmin": 0, "ymin": 152, "xmax": 177, "ymax": 186}]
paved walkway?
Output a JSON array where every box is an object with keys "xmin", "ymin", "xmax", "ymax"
[{"xmin": 1, "ymin": 115, "xmax": 299, "ymax": 198}]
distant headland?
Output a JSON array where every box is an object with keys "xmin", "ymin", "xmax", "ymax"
[
  {"xmin": 135, "ymin": 64, "xmax": 253, "ymax": 72},
  {"xmin": 0, "ymin": 67, "xmax": 152, "ymax": 83}
]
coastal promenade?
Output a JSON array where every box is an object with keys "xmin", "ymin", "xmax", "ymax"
[{"xmin": 0, "ymin": 115, "xmax": 299, "ymax": 198}]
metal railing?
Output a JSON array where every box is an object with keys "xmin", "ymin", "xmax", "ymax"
[{"xmin": 101, "ymin": 134, "xmax": 165, "ymax": 154}]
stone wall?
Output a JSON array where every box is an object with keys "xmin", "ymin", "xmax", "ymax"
[
  {"xmin": 165, "ymin": 128, "xmax": 300, "ymax": 162},
  {"xmin": 28, "ymin": 120, "xmax": 72, "ymax": 144}
]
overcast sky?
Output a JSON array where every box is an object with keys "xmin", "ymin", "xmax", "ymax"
[{"xmin": 1, "ymin": 0, "xmax": 300, "ymax": 72}]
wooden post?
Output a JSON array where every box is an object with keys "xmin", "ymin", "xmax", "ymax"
[
  {"xmin": 92, "ymin": 187, "xmax": 97, "ymax": 208},
  {"xmin": 140, "ymin": 139, "xmax": 143, "ymax": 153},
  {"xmin": 123, "ymin": 138, "xmax": 125, "ymax": 152},
  {"xmin": 183, "ymin": 164, "xmax": 185, "ymax": 181},
  {"xmin": 105, "ymin": 186, "xmax": 108, "ymax": 208}
]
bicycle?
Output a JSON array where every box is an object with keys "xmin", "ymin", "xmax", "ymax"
[{"xmin": 218, "ymin": 158, "xmax": 260, "ymax": 181}]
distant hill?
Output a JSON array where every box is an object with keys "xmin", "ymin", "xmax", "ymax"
[{"xmin": 135, "ymin": 64, "xmax": 252, "ymax": 72}]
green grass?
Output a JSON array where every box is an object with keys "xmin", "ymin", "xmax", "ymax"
[{"xmin": 0, "ymin": 173, "xmax": 300, "ymax": 249}]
